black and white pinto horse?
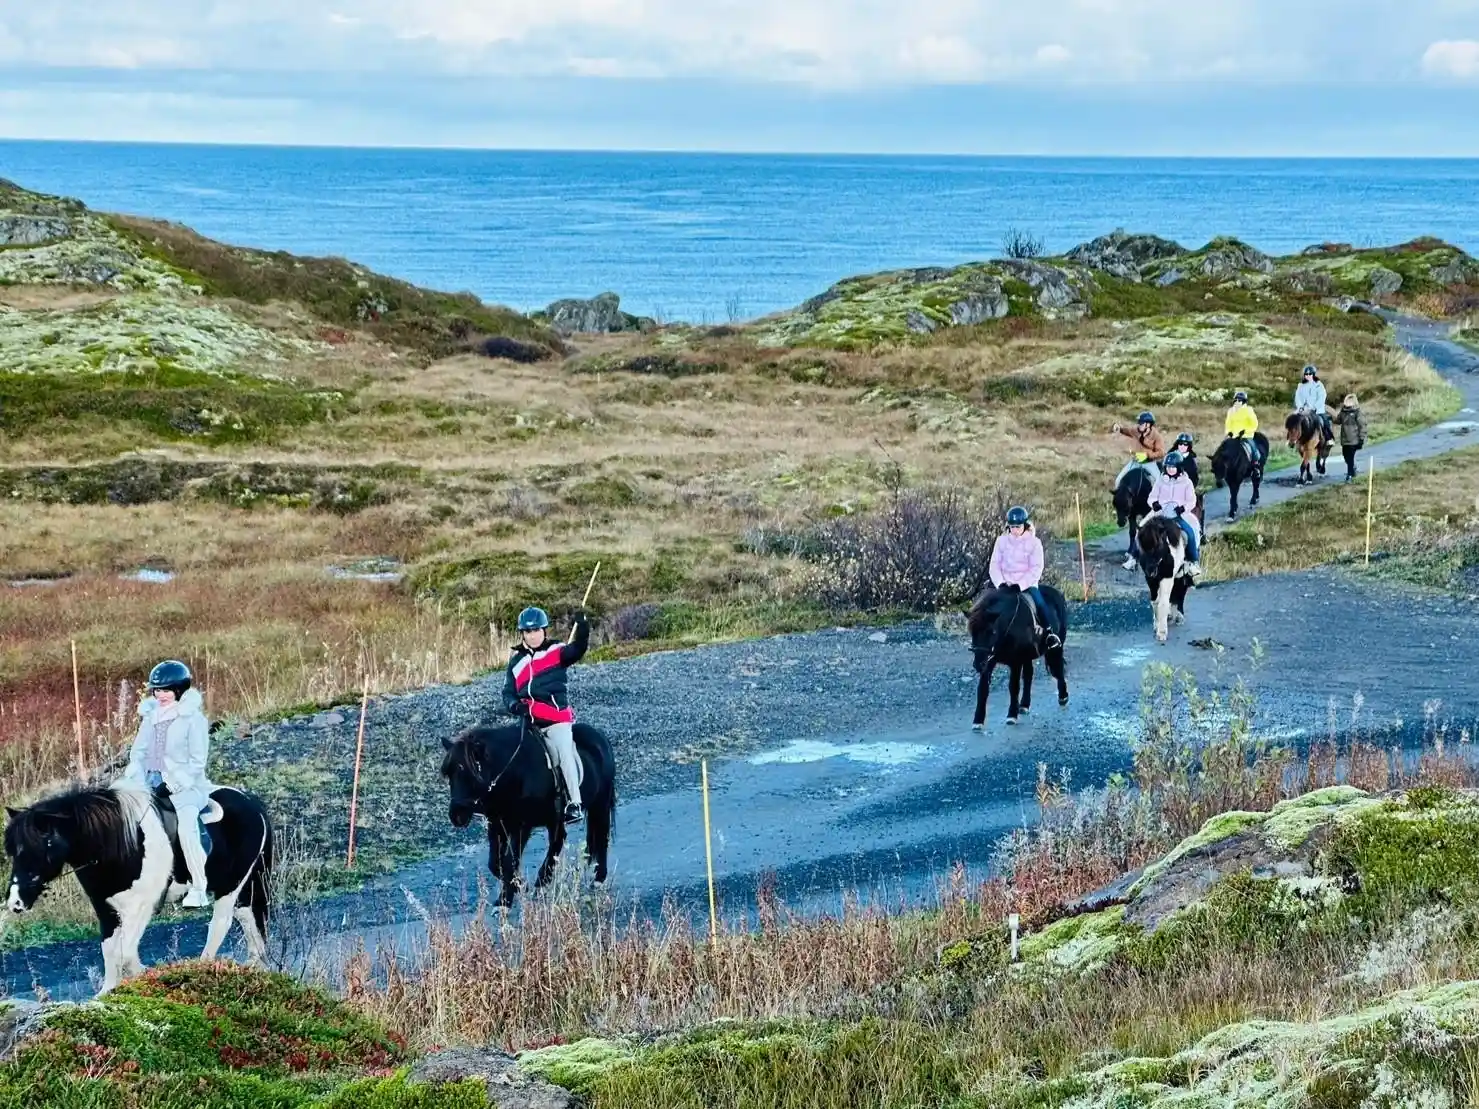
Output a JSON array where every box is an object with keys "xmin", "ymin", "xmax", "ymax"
[
  {"xmin": 5, "ymin": 785, "xmax": 273, "ymax": 994},
  {"xmin": 442, "ymin": 720, "xmax": 616, "ymax": 908},
  {"xmin": 966, "ymin": 584, "xmax": 1069, "ymax": 728},
  {"xmin": 1209, "ymin": 432, "xmax": 1269, "ymax": 521},
  {"xmin": 1135, "ymin": 514, "xmax": 1194, "ymax": 643}
]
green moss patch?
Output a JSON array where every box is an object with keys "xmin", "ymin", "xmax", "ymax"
[{"xmin": 0, "ymin": 962, "xmax": 485, "ymax": 1108}]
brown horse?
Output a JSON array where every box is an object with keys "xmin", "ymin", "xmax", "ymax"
[{"xmin": 1285, "ymin": 410, "xmax": 1332, "ymax": 485}]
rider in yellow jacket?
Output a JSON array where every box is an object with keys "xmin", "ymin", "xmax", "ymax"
[{"xmin": 1224, "ymin": 390, "xmax": 1259, "ymax": 439}]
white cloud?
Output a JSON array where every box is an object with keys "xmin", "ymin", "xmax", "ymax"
[
  {"xmin": 0, "ymin": 0, "xmax": 1467, "ymax": 90},
  {"xmin": 1421, "ymin": 39, "xmax": 1479, "ymax": 80}
]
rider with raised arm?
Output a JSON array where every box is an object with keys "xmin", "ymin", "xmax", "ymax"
[
  {"xmin": 503, "ymin": 606, "xmax": 589, "ymax": 825},
  {"xmin": 988, "ymin": 506, "xmax": 1061, "ymax": 651},
  {"xmin": 1150, "ymin": 451, "xmax": 1203, "ymax": 579},
  {"xmin": 1294, "ymin": 364, "xmax": 1333, "ymax": 444},
  {"xmin": 1111, "ymin": 411, "xmax": 1166, "ymax": 490}
]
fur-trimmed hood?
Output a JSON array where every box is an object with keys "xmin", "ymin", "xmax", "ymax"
[{"xmin": 138, "ymin": 688, "xmax": 204, "ymax": 720}]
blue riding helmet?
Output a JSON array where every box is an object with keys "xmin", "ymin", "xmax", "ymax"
[
  {"xmin": 1303, "ymin": 364, "xmax": 1317, "ymax": 378},
  {"xmin": 1233, "ymin": 390, "xmax": 1248, "ymax": 403},
  {"xmin": 1137, "ymin": 411, "xmax": 1156, "ymax": 425},
  {"xmin": 1005, "ymin": 505, "xmax": 1030, "ymax": 526},
  {"xmin": 1163, "ymin": 450, "xmax": 1185, "ymax": 470},
  {"xmin": 146, "ymin": 659, "xmax": 192, "ymax": 692},
  {"xmin": 1174, "ymin": 432, "xmax": 1194, "ymax": 450},
  {"xmin": 517, "ymin": 606, "xmax": 550, "ymax": 632}
]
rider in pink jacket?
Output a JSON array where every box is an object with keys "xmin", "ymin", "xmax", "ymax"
[
  {"xmin": 1149, "ymin": 451, "xmax": 1202, "ymax": 577},
  {"xmin": 988, "ymin": 506, "xmax": 1060, "ymax": 649}
]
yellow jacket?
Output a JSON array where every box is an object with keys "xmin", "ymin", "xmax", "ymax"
[{"xmin": 1225, "ymin": 404, "xmax": 1259, "ymax": 438}]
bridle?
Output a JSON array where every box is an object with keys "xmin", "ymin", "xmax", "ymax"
[{"xmin": 467, "ymin": 721, "xmax": 527, "ymax": 798}]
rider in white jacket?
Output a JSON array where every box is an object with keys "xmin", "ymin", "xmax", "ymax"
[
  {"xmin": 1294, "ymin": 364, "xmax": 1333, "ymax": 443},
  {"xmin": 116, "ymin": 660, "xmax": 218, "ymax": 907}
]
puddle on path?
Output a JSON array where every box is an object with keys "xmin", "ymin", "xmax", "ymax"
[{"xmin": 748, "ymin": 739, "xmax": 935, "ymax": 767}]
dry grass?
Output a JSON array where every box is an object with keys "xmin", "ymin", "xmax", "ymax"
[{"xmin": 1210, "ymin": 443, "xmax": 1479, "ymax": 582}]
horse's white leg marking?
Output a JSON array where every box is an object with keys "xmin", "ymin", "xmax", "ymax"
[
  {"xmin": 235, "ymin": 907, "xmax": 267, "ymax": 965},
  {"xmin": 1154, "ymin": 578, "xmax": 1173, "ymax": 643},
  {"xmin": 6, "ymin": 880, "xmax": 21, "ymax": 913},
  {"xmin": 201, "ymin": 877, "xmax": 247, "ymax": 960},
  {"xmin": 103, "ymin": 810, "xmax": 174, "ymax": 990},
  {"xmin": 98, "ymin": 930, "xmax": 122, "ymax": 995}
]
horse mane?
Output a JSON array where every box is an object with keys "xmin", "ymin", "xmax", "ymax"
[
  {"xmin": 1137, "ymin": 514, "xmax": 1183, "ymax": 558},
  {"xmin": 13, "ymin": 786, "xmax": 147, "ymax": 866},
  {"xmin": 440, "ymin": 722, "xmax": 524, "ymax": 784}
]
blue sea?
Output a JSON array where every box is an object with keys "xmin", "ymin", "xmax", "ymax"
[{"xmin": 3, "ymin": 141, "xmax": 1478, "ymax": 323}]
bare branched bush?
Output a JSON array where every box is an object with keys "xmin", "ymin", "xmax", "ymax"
[
  {"xmin": 1002, "ymin": 227, "xmax": 1045, "ymax": 260},
  {"xmin": 809, "ymin": 484, "xmax": 1044, "ymax": 612}
]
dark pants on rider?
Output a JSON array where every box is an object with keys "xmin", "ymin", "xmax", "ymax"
[
  {"xmin": 1175, "ymin": 517, "xmax": 1200, "ymax": 562},
  {"xmin": 1025, "ymin": 586, "xmax": 1060, "ymax": 639}
]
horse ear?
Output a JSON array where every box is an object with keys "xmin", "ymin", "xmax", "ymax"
[
  {"xmin": 4, "ymin": 807, "xmax": 19, "ymax": 821},
  {"xmin": 441, "ymin": 736, "xmax": 455, "ymax": 750}
]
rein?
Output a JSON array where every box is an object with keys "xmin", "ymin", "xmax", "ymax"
[{"xmin": 478, "ymin": 721, "xmax": 528, "ymax": 796}]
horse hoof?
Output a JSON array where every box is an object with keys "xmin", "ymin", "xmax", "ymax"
[
  {"xmin": 971, "ymin": 723, "xmax": 984, "ymax": 732},
  {"xmin": 1059, "ymin": 695, "xmax": 1069, "ymax": 706},
  {"xmin": 1005, "ymin": 717, "xmax": 1019, "ymax": 726}
]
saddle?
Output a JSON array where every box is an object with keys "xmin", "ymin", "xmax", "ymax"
[
  {"xmin": 1234, "ymin": 437, "xmax": 1262, "ymax": 467},
  {"xmin": 150, "ymin": 785, "xmax": 215, "ymax": 861}
]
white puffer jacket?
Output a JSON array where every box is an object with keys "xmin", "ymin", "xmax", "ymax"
[{"xmin": 117, "ymin": 689, "xmax": 217, "ymax": 811}]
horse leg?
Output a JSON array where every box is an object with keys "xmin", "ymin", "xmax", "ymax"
[
  {"xmin": 973, "ymin": 660, "xmax": 995, "ymax": 731},
  {"xmin": 92, "ymin": 898, "xmax": 124, "ymax": 995},
  {"xmin": 1227, "ymin": 479, "xmax": 1240, "ymax": 520},
  {"xmin": 1250, "ymin": 465, "xmax": 1262, "ymax": 506},
  {"xmin": 586, "ymin": 796, "xmax": 612, "ymax": 886},
  {"xmin": 1154, "ymin": 577, "xmax": 1173, "ymax": 644},
  {"xmin": 488, "ymin": 824, "xmax": 517, "ymax": 909},
  {"xmin": 536, "ymin": 821, "xmax": 566, "ymax": 888},
  {"xmin": 1048, "ymin": 646, "xmax": 1069, "ymax": 706},
  {"xmin": 1006, "ymin": 664, "xmax": 1022, "ymax": 724},
  {"xmin": 1020, "ymin": 663, "xmax": 1034, "ymax": 714},
  {"xmin": 201, "ymin": 882, "xmax": 245, "ymax": 960}
]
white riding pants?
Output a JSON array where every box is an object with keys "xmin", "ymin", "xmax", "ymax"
[
  {"xmin": 539, "ymin": 723, "xmax": 584, "ymax": 805},
  {"xmin": 172, "ymin": 800, "xmax": 210, "ymax": 891}
]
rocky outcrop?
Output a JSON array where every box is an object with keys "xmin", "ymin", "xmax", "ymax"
[
  {"xmin": 409, "ymin": 1047, "xmax": 581, "ymax": 1108},
  {"xmin": 1192, "ymin": 238, "xmax": 1274, "ymax": 279},
  {"xmin": 1369, "ymin": 266, "xmax": 1404, "ymax": 296},
  {"xmin": 997, "ymin": 259, "xmax": 1088, "ymax": 318},
  {"xmin": 536, "ymin": 292, "xmax": 654, "ymax": 336},
  {"xmin": 1065, "ymin": 231, "xmax": 1186, "ymax": 281},
  {"xmin": 0, "ymin": 214, "xmax": 71, "ymax": 247}
]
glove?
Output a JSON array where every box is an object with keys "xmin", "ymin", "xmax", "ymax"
[
  {"xmin": 1135, "ymin": 452, "xmax": 1148, "ymax": 463},
  {"xmin": 1151, "ymin": 501, "xmax": 1162, "ymax": 511},
  {"xmin": 1174, "ymin": 506, "xmax": 1185, "ymax": 516}
]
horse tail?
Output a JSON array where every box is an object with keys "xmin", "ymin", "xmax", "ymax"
[{"xmin": 249, "ymin": 808, "xmax": 273, "ymax": 935}]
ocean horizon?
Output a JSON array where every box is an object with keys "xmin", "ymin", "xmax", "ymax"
[{"xmin": 4, "ymin": 140, "xmax": 1478, "ymax": 323}]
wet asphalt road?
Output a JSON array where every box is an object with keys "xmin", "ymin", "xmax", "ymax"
[{"xmin": 5, "ymin": 314, "xmax": 1478, "ymax": 1000}]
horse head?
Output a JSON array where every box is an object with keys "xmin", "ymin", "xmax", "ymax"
[
  {"xmin": 440, "ymin": 729, "xmax": 492, "ymax": 828},
  {"xmin": 1284, "ymin": 411, "xmax": 1306, "ymax": 446},
  {"xmin": 5, "ymin": 802, "xmax": 75, "ymax": 912},
  {"xmin": 1114, "ymin": 467, "xmax": 1151, "ymax": 526}
]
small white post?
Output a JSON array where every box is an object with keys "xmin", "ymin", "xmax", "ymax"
[{"xmin": 1009, "ymin": 913, "xmax": 1021, "ymax": 961}]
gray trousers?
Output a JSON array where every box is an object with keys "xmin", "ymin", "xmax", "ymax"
[{"xmin": 539, "ymin": 723, "xmax": 583, "ymax": 804}]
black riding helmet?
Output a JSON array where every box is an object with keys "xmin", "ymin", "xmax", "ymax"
[
  {"xmin": 517, "ymin": 606, "xmax": 550, "ymax": 632},
  {"xmin": 1163, "ymin": 450, "xmax": 1185, "ymax": 470},
  {"xmin": 1006, "ymin": 505, "xmax": 1030, "ymax": 527},
  {"xmin": 146, "ymin": 659, "xmax": 192, "ymax": 698},
  {"xmin": 1233, "ymin": 390, "xmax": 1248, "ymax": 403},
  {"xmin": 1174, "ymin": 432, "xmax": 1194, "ymax": 450},
  {"xmin": 1137, "ymin": 411, "xmax": 1156, "ymax": 425}
]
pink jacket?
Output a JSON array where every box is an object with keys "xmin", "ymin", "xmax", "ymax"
[
  {"xmin": 990, "ymin": 530, "xmax": 1044, "ymax": 588},
  {"xmin": 1150, "ymin": 473, "xmax": 1198, "ymax": 520}
]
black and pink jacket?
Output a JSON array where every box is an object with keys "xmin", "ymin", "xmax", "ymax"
[{"xmin": 501, "ymin": 617, "xmax": 589, "ymax": 725}]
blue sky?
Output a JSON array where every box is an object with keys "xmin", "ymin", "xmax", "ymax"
[{"xmin": 1, "ymin": 1, "xmax": 1477, "ymax": 153}]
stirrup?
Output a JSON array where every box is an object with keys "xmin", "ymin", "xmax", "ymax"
[{"xmin": 563, "ymin": 802, "xmax": 584, "ymax": 825}]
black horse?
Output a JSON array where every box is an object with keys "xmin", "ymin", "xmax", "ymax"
[
  {"xmin": 966, "ymin": 584, "xmax": 1069, "ymax": 728},
  {"xmin": 5, "ymin": 785, "xmax": 273, "ymax": 995},
  {"xmin": 1113, "ymin": 466, "xmax": 1155, "ymax": 562},
  {"xmin": 1285, "ymin": 410, "xmax": 1332, "ymax": 485},
  {"xmin": 441, "ymin": 720, "xmax": 616, "ymax": 908},
  {"xmin": 1210, "ymin": 432, "xmax": 1269, "ymax": 520},
  {"xmin": 1179, "ymin": 453, "xmax": 1207, "ymax": 544},
  {"xmin": 1135, "ymin": 515, "xmax": 1193, "ymax": 644}
]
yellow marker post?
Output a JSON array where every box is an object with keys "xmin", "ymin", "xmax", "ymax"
[
  {"xmin": 1364, "ymin": 456, "xmax": 1376, "ymax": 565},
  {"xmin": 701, "ymin": 759, "xmax": 717, "ymax": 947},
  {"xmin": 569, "ymin": 562, "xmax": 602, "ymax": 644},
  {"xmin": 346, "ymin": 676, "xmax": 371, "ymax": 868}
]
